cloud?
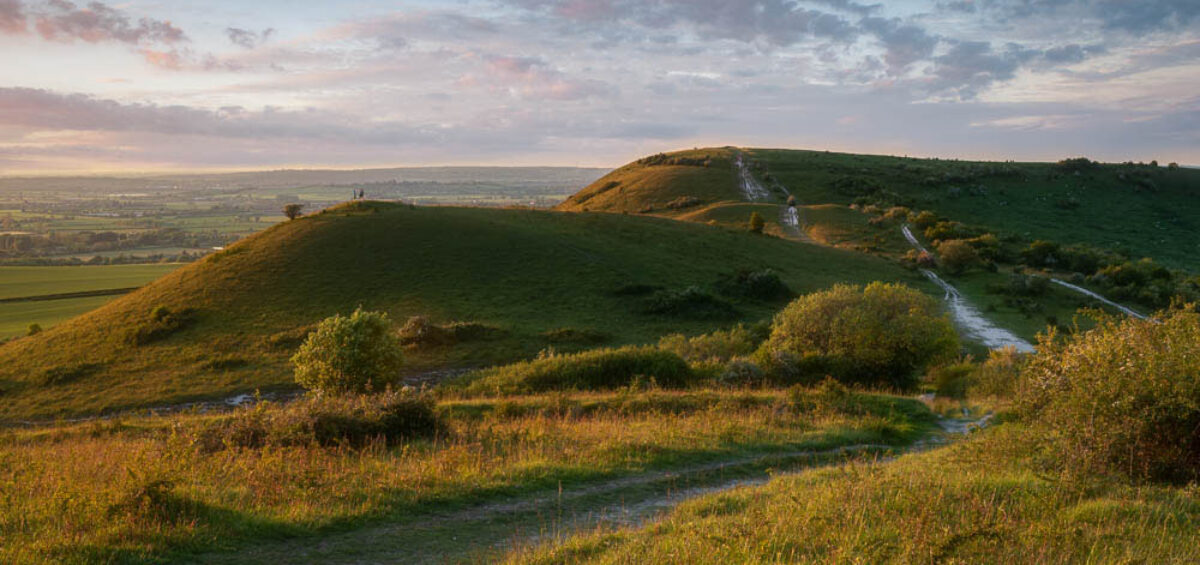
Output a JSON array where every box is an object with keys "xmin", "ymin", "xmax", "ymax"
[
  {"xmin": 504, "ymin": 0, "xmax": 860, "ymax": 46},
  {"xmin": 225, "ymin": 27, "xmax": 273, "ymax": 49},
  {"xmin": 0, "ymin": 0, "xmax": 24, "ymax": 33},
  {"xmin": 461, "ymin": 54, "xmax": 617, "ymax": 101},
  {"xmin": 860, "ymin": 16, "xmax": 940, "ymax": 73},
  {"xmin": 30, "ymin": 0, "xmax": 186, "ymax": 45}
]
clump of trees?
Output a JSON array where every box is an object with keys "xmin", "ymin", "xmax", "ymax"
[
  {"xmin": 292, "ymin": 308, "xmax": 404, "ymax": 394},
  {"xmin": 756, "ymin": 282, "xmax": 959, "ymax": 390}
]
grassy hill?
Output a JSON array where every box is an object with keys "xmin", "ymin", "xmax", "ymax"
[
  {"xmin": 744, "ymin": 149, "xmax": 1200, "ymax": 271},
  {"xmin": 556, "ymin": 148, "xmax": 750, "ymax": 215},
  {"xmin": 0, "ymin": 201, "xmax": 921, "ymax": 421}
]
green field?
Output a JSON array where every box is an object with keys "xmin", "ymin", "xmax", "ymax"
[
  {"xmin": 0, "ymin": 264, "xmax": 180, "ymax": 299},
  {"xmin": 0, "ymin": 264, "xmax": 181, "ymax": 338}
]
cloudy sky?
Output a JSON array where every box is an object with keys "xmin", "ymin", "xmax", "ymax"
[{"xmin": 0, "ymin": 0, "xmax": 1196, "ymax": 173}]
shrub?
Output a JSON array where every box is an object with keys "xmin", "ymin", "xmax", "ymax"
[
  {"xmin": 26, "ymin": 323, "xmax": 42, "ymax": 336},
  {"xmin": 716, "ymin": 359, "xmax": 765, "ymax": 387},
  {"xmin": 38, "ymin": 363, "xmax": 103, "ymax": 387},
  {"xmin": 126, "ymin": 306, "xmax": 195, "ymax": 346},
  {"xmin": 461, "ymin": 346, "xmax": 693, "ymax": 395},
  {"xmin": 714, "ymin": 269, "xmax": 793, "ymax": 301},
  {"xmin": 541, "ymin": 327, "xmax": 610, "ymax": 344},
  {"xmin": 292, "ymin": 308, "xmax": 404, "ymax": 394},
  {"xmin": 936, "ymin": 239, "xmax": 978, "ymax": 275},
  {"xmin": 193, "ymin": 390, "xmax": 439, "ymax": 451},
  {"xmin": 397, "ymin": 316, "xmax": 501, "ymax": 347},
  {"xmin": 748, "ymin": 212, "xmax": 765, "ymax": 234},
  {"xmin": 758, "ymin": 282, "xmax": 959, "ymax": 389},
  {"xmin": 925, "ymin": 359, "xmax": 976, "ymax": 399},
  {"xmin": 657, "ymin": 324, "xmax": 761, "ymax": 364},
  {"xmin": 1018, "ymin": 311, "xmax": 1200, "ymax": 482},
  {"xmin": 643, "ymin": 286, "xmax": 738, "ymax": 319},
  {"xmin": 970, "ymin": 346, "xmax": 1025, "ymax": 397}
]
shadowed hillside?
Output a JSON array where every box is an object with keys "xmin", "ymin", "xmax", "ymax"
[{"xmin": 0, "ymin": 201, "xmax": 921, "ymax": 420}]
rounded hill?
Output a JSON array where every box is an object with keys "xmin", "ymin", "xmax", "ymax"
[{"xmin": 0, "ymin": 201, "xmax": 920, "ymax": 420}]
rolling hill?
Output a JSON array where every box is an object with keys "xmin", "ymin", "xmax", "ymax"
[{"xmin": 0, "ymin": 201, "xmax": 922, "ymax": 421}]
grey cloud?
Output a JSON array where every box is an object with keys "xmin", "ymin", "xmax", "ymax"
[
  {"xmin": 505, "ymin": 0, "xmax": 860, "ymax": 46},
  {"xmin": 32, "ymin": 0, "xmax": 187, "ymax": 45},
  {"xmin": 1097, "ymin": 0, "xmax": 1200, "ymax": 33},
  {"xmin": 0, "ymin": 0, "xmax": 24, "ymax": 33},
  {"xmin": 927, "ymin": 40, "xmax": 1038, "ymax": 98},
  {"xmin": 860, "ymin": 16, "xmax": 939, "ymax": 73},
  {"xmin": 225, "ymin": 27, "xmax": 273, "ymax": 49}
]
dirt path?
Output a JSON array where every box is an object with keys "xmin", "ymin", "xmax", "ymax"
[
  {"xmin": 1048, "ymin": 278, "xmax": 1148, "ymax": 320},
  {"xmin": 733, "ymin": 152, "xmax": 770, "ymax": 201},
  {"xmin": 191, "ymin": 414, "xmax": 988, "ymax": 564},
  {"xmin": 902, "ymin": 225, "xmax": 1034, "ymax": 352}
]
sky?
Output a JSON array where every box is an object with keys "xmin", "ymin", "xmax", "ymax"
[{"xmin": 0, "ymin": 0, "xmax": 1197, "ymax": 174}]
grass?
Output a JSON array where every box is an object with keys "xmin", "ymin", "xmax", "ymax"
[
  {"xmin": 0, "ymin": 264, "xmax": 181, "ymax": 338},
  {"xmin": 0, "ymin": 264, "xmax": 180, "ymax": 300},
  {"xmin": 510, "ymin": 422, "xmax": 1200, "ymax": 564},
  {"xmin": 0, "ymin": 202, "xmax": 922, "ymax": 421},
  {"xmin": 0, "ymin": 387, "xmax": 935, "ymax": 564},
  {"xmin": 556, "ymin": 148, "xmax": 744, "ymax": 214}
]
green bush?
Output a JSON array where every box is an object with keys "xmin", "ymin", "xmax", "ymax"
[
  {"xmin": 714, "ymin": 269, "xmax": 793, "ymax": 301},
  {"xmin": 193, "ymin": 390, "xmax": 440, "ymax": 451},
  {"xmin": 657, "ymin": 324, "xmax": 761, "ymax": 364},
  {"xmin": 398, "ymin": 316, "xmax": 502, "ymax": 347},
  {"xmin": 292, "ymin": 308, "xmax": 404, "ymax": 394},
  {"xmin": 936, "ymin": 239, "xmax": 978, "ymax": 275},
  {"xmin": 461, "ymin": 346, "xmax": 693, "ymax": 395},
  {"xmin": 127, "ymin": 306, "xmax": 195, "ymax": 346},
  {"xmin": 26, "ymin": 323, "xmax": 42, "ymax": 336},
  {"xmin": 758, "ymin": 282, "xmax": 959, "ymax": 390},
  {"xmin": 643, "ymin": 286, "xmax": 737, "ymax": 319},
  {"xmin": 38, "ymin": 362, "xmax": 103, "ymax": 387},
  {"xmin": 1018, "ymin": 311, "xmax": 1200, "ymax": 483},
  {"xmin": 925, "ymin": 359, "xmax": 976, "ymax": 399},
  {"xmin": 541, "ymin": 327, "xmax": 610, "ymax": 344},
  {"xmin": 970, "ymin": 346, "xmax": 1025, "ymax": 397}
]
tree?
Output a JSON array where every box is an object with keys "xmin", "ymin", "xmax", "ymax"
[
  {"xmin": 758, "ymin": 282, "xmax": 959, "ymax": 389},
  {"xmin": 291, "ymin": 308, "xmax": 405, "ymax": 394},
  {"xmin": 283, "ymin": 203, "xmax": 305, "ymax": 220},
  {"xmin": 748, "ymin": 211, "xmax": 765, "ymax": 234},
  {"xmin": 937, "ymin": 239, "xmax": 978, "ymax": 275}
]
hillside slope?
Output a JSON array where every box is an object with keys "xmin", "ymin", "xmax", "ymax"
[
  {"xmin": 556, "ymin": 148, "xmax": 756, "ymax": 214},
  {"xmin": 0, "ymin": 201, "xmax": 922, "ymax": 420}
]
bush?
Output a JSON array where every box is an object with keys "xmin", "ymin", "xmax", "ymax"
[
  {"xmin": 716, "ymin": 359, "xmax": 765, "ymax": 387},
  {"xmin": 398, "ymin": 316, "xmax": 502, "ymax": 347},
  {"xmin": 541, "ymin": 327, "xmax": 610, "ymax": 344},
  {"xmin": 758, "ymin": 282, "xmax": 959, "ymax": 390},
  {"xmin": 748, "ymin": 212, "xmax": 765, "ymax": 234},
  {"xmin": 462, "ymin": 346, "xmax": 693, "ymax": 395},
  {"xmin": 1018, "ymin": 311, "xmax": 1200, "ymax": 482},
  {"xmin": 127, "ymin": 306, "xmax": 195, "ymax": 346},
  {"xmin": 38, "ymin": 362, "xmax": 103, "ymax": 387},
  {"xmin": 657, "ymin": 324, "xmax": 761, "ymax": 364},
  {"xmin": 925, "ymin": 359, "xmax": 976, "ymax": 399},
  {"xmin": 26, "ymin": 323, "xmax": 41, "ymax": 336},
  {"xmin": 643, "ymin": 286, "xmax": 738, "ymax": 319},
  {"xmin": 714, "ymin": 269, "xmax": 793, "ymax": 301},
  {"xmin": 936, "ymin": 239, "xmax": 978, "ymax": 275},
  {"xmin": 193, "ymin": 390, "xmax": 439, "ymax": 451},
  {"xmin": 970, "ymin": 346, "xmax": 1025, "ymax": 397},
  {"xmin": 292, "ymin": 308, "xmax": 404, "ymax": 394}
]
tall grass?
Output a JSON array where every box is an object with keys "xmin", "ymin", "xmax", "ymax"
[
  {"xmin": 510, "ymin": 424, "xmax": 1200, "ymax": 564},
  {"xmin": 0, "ymin": 388, "xmax": 932, "ymax": 563}
]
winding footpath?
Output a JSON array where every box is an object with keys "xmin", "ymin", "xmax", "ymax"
[
  {"xmin": 902, "ymin": 225, "xmax": 1035, "ymax": 352},
  {"xmin": 1049, "ymin": 278, "xmax": 1147, "ymax": 320},
  {"xmin": 197, "ymin": 413, "xmax": 991, "ymax": 564}
]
